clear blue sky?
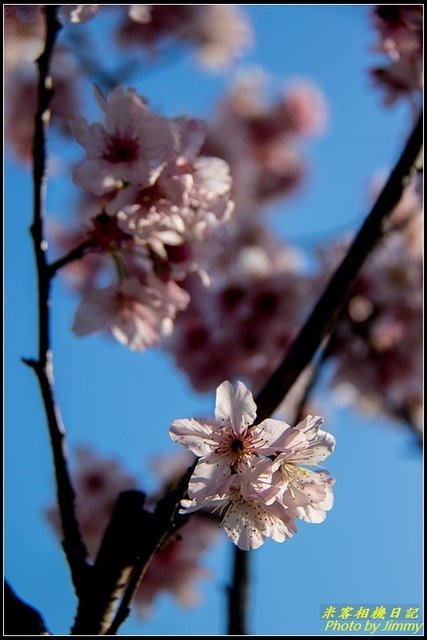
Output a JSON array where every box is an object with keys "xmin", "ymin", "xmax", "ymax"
[{"xmin": 5, "ymin": 5, "xmax": 422, "ymax": 635}]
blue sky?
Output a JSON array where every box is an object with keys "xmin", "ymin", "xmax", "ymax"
[{"xmin": 4, "ymin": 5, "xmax": 422, "ymax": 636}]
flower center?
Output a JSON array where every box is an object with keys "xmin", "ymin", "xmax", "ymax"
[
  {"xmin": 230, "ymin": 439, "xmax": 245, "ymax": 454},
  {"xmin": 103, "ymin": 131, "xmax": 140, "ymax": 164}
]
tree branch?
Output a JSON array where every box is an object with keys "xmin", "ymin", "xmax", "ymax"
[
  {"xmin": 254, "ymin": 112, "xmax": 423, "ymax": 423},
  {"xmin": 25, "ymin": 4, "xmax": 90, "ymax": 596},
  {"xmin": 71, "ymin": 491, "xmax": 146, "ymax": 635},
  {"xmin": 4, "ymin": 581, "xmax": 50, "ymax": 635},
  {"xmin": 105, "ymin": 464, "xmax": 196, "ymax": 635},
  {"xmin": 226, "ymin": 547, "xmax": 250, "ymax": 635}
]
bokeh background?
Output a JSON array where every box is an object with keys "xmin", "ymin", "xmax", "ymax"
[{"xmin": 5, "ymin": 5, "xmax": 423, "ymax": 635}]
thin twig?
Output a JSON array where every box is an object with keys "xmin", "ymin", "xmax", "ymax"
[
  {"xmin": 254, "ymin": 112, "xmax": 423, "ymax": 423},
  {"xmin": 25, "ymin": 4, "xmax": 90, "ymax": 595},
  {"xmin": 48, "ymin": 239, "xmax": 93, "ymax": 277},
  {"xmin": 227, "ymin": 547, "xmax": 249, "ymax": 635},
  {"xmin": 4, "ymin": 581, "xmax": 51, "ymax": 635}
]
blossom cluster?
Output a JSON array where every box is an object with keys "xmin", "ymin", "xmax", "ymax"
[
  {"xmin": 170, "ymin": 380, "xmax": 335, "ymax": 550},
  {"xmin": 66, "ymin": 84, "xmax": 234, "ymax": 350},
  {"xmin": 166, "ymin": 231, "xmax": 311, "ymax": 392},
  {"xmin": 369, "ymin": 5, "xmax": 423, "ymax": 110}
]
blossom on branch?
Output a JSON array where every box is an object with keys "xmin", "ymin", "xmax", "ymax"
[
  {"xmin": 72, "ymin": 275, "xmax": 190, "ymax": 351},
  {"xmin": 170, "ymin": 380, "xmax": 335, "ymax": 549}
]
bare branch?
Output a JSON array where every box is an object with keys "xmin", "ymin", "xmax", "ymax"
[
  {"xmin": 71, "ymin": 491, "xmax": 146, "ymax": 635},
  {"xmin": 26, "ymin": 5, "xmax": 90, "ymax": 595},
  {"xmin": 105, "ymin": 464, "xmax": 196, "ymax": 635},
  {"xmin": 4, "ymin": 581, "xmax": 50, "ymax": 635}
]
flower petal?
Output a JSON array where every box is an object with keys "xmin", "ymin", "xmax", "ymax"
[
  {"xmin": 170, "ymin": 418, "xmax": 219, "ymax": 456},
  {"xmin": 291, "ymin": 429, "xmax": 336, "ymax": 465},
  {"xmin": 215, "ymin": 380, "xmax": 257, "ymax": 436},
  {"xmin": 188, "ymin": 456, "xmax": 233, "ymax": 501},
  {"xmin": 250, "ymin": 418, "xmax": 293, "ymax": 454}
]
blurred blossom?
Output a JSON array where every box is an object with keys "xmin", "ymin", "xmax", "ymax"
[
  {"xmin": 4, "ymin": 4, "xmax": 100, "ymax": 25},
  {"xmin": 4, "ymin": 6, "xmax": 45, "ymax": 71},
  {"xmin": 134, "ymin": 516, "xmax": 220, "ymax": 616},
  {"xmin": 61, "ymin": 85, "xmax": 234, "ymax": 351},
  {"xmin": 318, "ymin": 178, "xmax": 423, "ymax": 430},
  {"xmin": 165, "ymin": 225, "xmax": 312, "ymax": 392},
  {"xmin": 116, "ymin": 4, "xmax": 252, "ymax": 70},
  {"xmin": 5, "ymin": 55, "xmax": 81, "ymax": 163},
  {"xmin": 72, "ymin": 275, "xmax": 190, "ymax": 351},
  {"xmin": 369, "ymin": 5, "xmax": 423, "ymax": 110},
  {"xmin": 45, "ymin": 447, "xmax": 138, "ymax": 559},
  {"xmin": 203, "ymin": 70, "xmax": 327, "ymax": 211}
]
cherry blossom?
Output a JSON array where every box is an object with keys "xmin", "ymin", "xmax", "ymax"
[
  {"xmin": 181, "ymin": 461, "xmax": 297, "ymax": 550},
  {"xmin": 170, "ymin": 380, "xmax": 335, "ymax": 549},
  {"xmin": 369, "ymin": 5, "xmax": 422, "ymax": 110},
  {"xmin": 73, "ymin": 275, "xmax": 190, "ymax": 351},
  {"xmin": 71, "ymin": 86, "xmax": 175, "ymax": 196},
  {"xmin": 116, "ymin": 5, "xmax": 252, "ymax": 70}
]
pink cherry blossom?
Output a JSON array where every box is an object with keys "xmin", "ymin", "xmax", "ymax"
[
  {"xmin": 71, "ymin": 86, "xmax": 175, "ymax": 195},
  {"xmin": 269, "ymin": 415, "xmax": 335, "ymax": 523},
  {"xmin": 170, "ymin": 380, "xmax": 335, "ymax": 549},
  {"xmin": 72, "ymin": 275, "xmax": 190, "ymax": 351},
  {"xmin": 316, "ymin": 181, "xmax": 422, "ymax": 429},
  {"xmin": 171, "ymin": 380, "xmax": 285, "ymax": 499},
  {"xmin": 181, "ymin": 461, "xmax": 296, "ymax": 550}
]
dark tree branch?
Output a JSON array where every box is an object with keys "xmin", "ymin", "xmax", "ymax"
[
  {"xmin": 4, "ymin": 581, "xmax": 50, "ymax": 635},
  {"xmin": 255, "ymin": 112, "xmax": 423, "ymax": 423},
  {"xmin": 25, "ymin": 5, "xmax": 90, "ymax": 596},
  {"xmin": 227, "ymin": 547, "xmax": 250, "ymax": 635},
  {"xmin": 71, "ymin": 491, "xmax": 146, "ymax": 635},
  {"xmin": 293, "ymin": 338, "xmax": 333, "ymax": 425},
  {"xmin": 105, "ymin": 464, "xmax": 196, "ymax": 635}
]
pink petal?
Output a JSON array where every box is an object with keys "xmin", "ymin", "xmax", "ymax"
[
  {"xmin": 215, "ymin": 380, "xmax": 257, "ymax": 436},
  {"xmin": 250, "ymin": 418, "xmax": 293, "ymax": 454},
  {"xmin": 170, "ymin": 418, "xmax": 219, "ymax": 456}
]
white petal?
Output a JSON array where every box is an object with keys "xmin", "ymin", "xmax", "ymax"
[
  {"xmin": 188, "ymin": 457, "xmax": 232, "ymax": 500},
  {"xmin": 291, "ymin": 430, "xmax": 335, "ymax": 465},
  {"xmin": 295, "ymin": 415, "xmax": 324, "ymax": 439},
  {"xmin": 170, "ymin": 418, "xmax": 218, "ymax": 456},
  {"xmin": 215, "ymin": 380, "xmax": 257, "ymax": 436},
  {"xmin": 250, "ymin": 418, "xmax": 293, "ymax": 454}
]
